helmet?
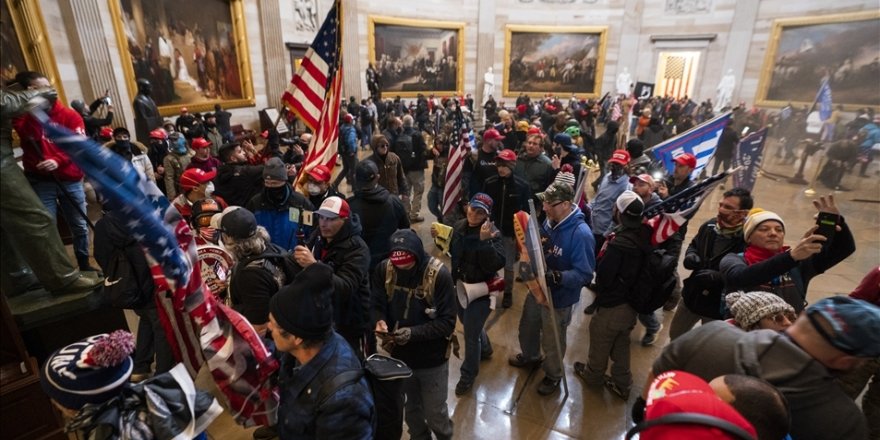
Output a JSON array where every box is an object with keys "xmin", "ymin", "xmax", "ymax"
[
  {"xmin": 149, "ymin": 128, "xmax": 168, "ymax": 140},
  {"xmin": 191, "ymin": 198, "xmax": 222, "ymax": 229},
  {"xmin": 565, "ymin": 126, "xmax": 581, "ymax": 137}
]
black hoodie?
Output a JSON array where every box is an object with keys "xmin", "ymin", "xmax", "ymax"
[
  {"xmin": 370, "ymin": 229, "xmax": 456, "ymax": 369},
  {"xmin": 347, "ymin": 184, "xmax": 410, "ymax": 271}
]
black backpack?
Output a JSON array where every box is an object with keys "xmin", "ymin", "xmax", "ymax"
[
  {"xmin": 103, "ymin": 242, "xmax": 154, "ymax": 309},
  {"xmin": 625, "ymin": 247, "xmax": 678, "ymax": 314},
  {"xmin": 393, "ymin": 131, "xmax": 416, "ymax": 170}
]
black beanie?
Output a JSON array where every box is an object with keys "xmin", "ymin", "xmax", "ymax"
[{"xmin": 270, "ymin": 262, "xmax": 334, "ymax": 339}]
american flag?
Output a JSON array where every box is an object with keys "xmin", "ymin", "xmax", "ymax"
[
  {"xmin": 644, "ymin": 170, "xmax": 729, "ymax": 246},
  {"xmin": 442, "ymin": 107, "xmax": 472, "ymax": 217},
  {"xmin": 282, "ymin": 2, "xmax": 342, "ymax": 181},
  {"xmin": 648, "ymin": 111, "xmax": 732, "ymax": 180},
  {"xmin": 37, "ymin": 114, "xmax": 280, "ymax": 427}
]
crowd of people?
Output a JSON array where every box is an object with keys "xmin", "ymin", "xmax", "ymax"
[{"xmin": 1, "ymin": 62, "xmax": 878, "ymax": 440}]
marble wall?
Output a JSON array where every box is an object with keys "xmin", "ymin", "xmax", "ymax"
[{"xmin": 32, "ymin": 0, "xmax": 878, "ymax": 132}]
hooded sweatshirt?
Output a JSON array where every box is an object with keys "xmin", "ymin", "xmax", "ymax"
[
  {"xmin": 542, "ymin": 206, "xmax": 596, "ymax": 308},
  {"xmin": 370, "ymin": 229, "xmax": 456, "ymax": 369},
  {"xmin": 348, "ymin": 185, "xmax": 410, "ymax": 271},
  {"xmin": 591, "ymin": 171, "xmax": 632, "ymax": 236},
  {"xmin": 654, "ymin": 321, "xmax": 868, "ymax": 440}
]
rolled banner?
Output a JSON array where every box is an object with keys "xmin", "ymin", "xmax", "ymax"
[
  {"xmin": 513, "ymin": 210, "xmax": 548, "ymax": 305},
  {"xmin": 456, "ymin": 280, "xmax": 490, "ymax": 308}
]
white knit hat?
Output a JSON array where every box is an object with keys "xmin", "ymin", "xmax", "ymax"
[
  {"xmin": 725, "ymin": 291, "xmax": 795, "ymax": 329},
  {"xmin": 743, "ymin": 208, "xmax": 784, "ymax": 242}
]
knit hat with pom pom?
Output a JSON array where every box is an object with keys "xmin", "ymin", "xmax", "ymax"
[{"xmin": 40, "ymin": 330, "xmax": 135, "ymax": 410}]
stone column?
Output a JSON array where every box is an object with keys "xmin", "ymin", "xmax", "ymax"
[
  {"xmin": 341, "ymin": 1, "xmax": 362, "ymax": 101},
  {"xmin": 258, "ymin": 0, "xmax": 287, "ymax": 107},
  {"xmin": 474, "ymin": 0, "xmax": 496, "ymax": 126},
  {"xmin": 719, "ymin": 1, "xmax": 759, "ymax": 104},
  {"xmin": 60, "ymin": 0, "xmax": 129, "ymax": 126}
]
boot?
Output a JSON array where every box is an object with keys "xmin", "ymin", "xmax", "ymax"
[
  {"xmin": 501, "ymin": 291, "xmax": 513, "ymax": 308},
  {"xmin": 51, "ymin": 272, "xmax": 103, "ymax": 296}
]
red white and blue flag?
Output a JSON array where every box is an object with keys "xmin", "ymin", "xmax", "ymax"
[
  {"xmin": 443, "ymin": 107, "xmax": 472, "ymax": 217},
  {"xmin": 648, "ymin": 111, "xmax": 732, "ymax": 180},
  {"xmin": 37, "ymin": 114, "xmax": 280, "ymax": 427},
  {"xmin": 282, "ymin": 1, "xmax": 342, "ymax": 181},
  {"xmin": 643, "ymin": 170, "xmax": 728, "ymax": 246}
]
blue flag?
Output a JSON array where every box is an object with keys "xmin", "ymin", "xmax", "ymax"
[
  {"xmin": 732, "ymin": 128, "xmax": 768, "ymax": 192},
  {"xmin": 816, "ymin": 76, "xmax": 833, "ymax": 121},
  {"xmin": 648, "ymin": 111, "xmax": 732, "ymax": 180}
]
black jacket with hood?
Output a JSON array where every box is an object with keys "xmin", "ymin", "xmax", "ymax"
[
  {"xmin": 594, "ymin": 223, "xmax": 653, "ymax": 309},
  {"xmin": 370, "ymin": 229, "xmax": 456, "ymax": 369},
  {"xmin": 214, "ymin": 161, "xmax": 263, "ymax": 207},
  {"xmin": 347, "ymin": 184, "xmax": 410, "ymax": 271}
]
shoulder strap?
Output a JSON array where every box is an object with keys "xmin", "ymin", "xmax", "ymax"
[
  {"xmin": 315, "ymin": 369, "xmax": 365, "ymax": 408},
  {"xmin": 420, "ymin": 257, "xmax": 444, "ymax": 307},
  {"xmin": 385, "ymin": 260, "xmax": 396, "ymax": 299}
]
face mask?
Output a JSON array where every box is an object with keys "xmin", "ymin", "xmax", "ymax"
[
  {"xmin": 265, "ymin": 185, "xmax": 289, "ymax": 203},
  {"xmin": 116, "ymin": 139, "xmax": 131, "ymax": 150},
  {"xmin": 306, "ymin": 183, "xmax": 322, "ymax": 196},
  {"xmin": 205, "ymin": 182, "xmax": 215, "ymax": 197}
]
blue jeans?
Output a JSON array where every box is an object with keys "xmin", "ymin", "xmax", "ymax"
[
  {"xmin": 457, "ymin": 296, "xmax": 492, "ymax": 383},
  {"xmin": 403, "ymin": 363, "xmax": 453, "ymax": 440},
  {"xmin": 30, "ymin": 179, "xmax": 90, "ymax": 265},
  {"xmin": 427, "ymin": 186, "xmax": 443, "ymax": 220},
  {"xmin": 638, "ymin": 310, "xmax": 662, "ymax": 334},
  {"xmin": 517, "ymin": 293, "xmax": 574, "ymax": 381},
  {"xmin": 361, "ymin": 124, "xmax": 373, "ymax": 148}
]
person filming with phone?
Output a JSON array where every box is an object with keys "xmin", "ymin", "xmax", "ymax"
[{"xmin": 720, "ymin": 195, "xmax": 855, "ymax": 313}]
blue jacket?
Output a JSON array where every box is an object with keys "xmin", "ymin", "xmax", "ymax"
[
  {"xmin": 542, "ymin": 206, "xmax": 596, "ymax": 308},
  {"xmin": 246, "ymin": 186, "xmax": 314, "ymax": 250},
  {"xmin": 590, "ymin": 172, "xmax": 632, "ymax": 236},
  {"xmin": 339, "ymin": 123, "xmax": 358, "ymax": 154},
  {"xmin": 277, "ymin": 332, "xmax": 375, "ymax": 440}
]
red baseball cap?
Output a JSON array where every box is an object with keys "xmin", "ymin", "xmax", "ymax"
[
  {"xmin": 149, "ymin": 128, "xmax": 167, "ymax": 140},
  {"xmin": 496, "ymin": 149, "xmax": 517, "ymax": 163},
  {"xmin": 179, "ymin": 168, "xmax": 216, "ymax": 192},
  {"xmin": 99, "ymin": 127, "xmax": 114, "ymax": 139},
  {"xmin": 483, "ymin": 128, "xmax": 505, "ymax": 141},
  {"xmin": 316, "ymin": 196, "xmax": 350, "ymax": 219},
  {"xmin": 608, "ymin": 149, "xmax": 631, "ymax": 165},
  {"xmin": 527, "ymin": 127, "xmax": 542, "ymax": 136},
  {"xmin": 639, "ymin": 371, "xmax": 757, "ymax": 440},
  {"xmin": 343, "ymin": 114, "xmax": 353, "ymax": 123},
  {"xmin": 307, "ymin": 164, "xmax": 332, "ymax": 183},
  {"xmin": 673, "ymin": 153, "xmax": 697, "ymax": 169},
  {"xmin": 191, "ymin": 137, "xmax": 212, "ymax": 150}
]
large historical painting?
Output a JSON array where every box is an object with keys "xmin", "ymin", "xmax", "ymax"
[
  {"xmin": 109, "ymin": 0, "xmax": 254, "ymax": 115},
  {"xmin": 1, "ymin": 0, "xmax": 64, "ymax": 101},
  {"xmin": 368, "ymin": 16, "xmax": 464, "ymax": 98},
  {"xmin": 504, "ymin": 25, "xmax": 607, "ymax": 98},
  {"xmin": 757, "ymin": 11, "xmax": 880, "ymax": 109}
]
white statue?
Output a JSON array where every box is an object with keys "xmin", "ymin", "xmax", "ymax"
[
  {"xmin": 483, "ymin": 67, "xmax": 495, "ymax": 104},
  {"xmin": 616, "ymin": 67, "xmax": 632, "ymax": 96},
  {"xmin": 715, "ymin": 69, "xmax": 736, "ymax": 112}
]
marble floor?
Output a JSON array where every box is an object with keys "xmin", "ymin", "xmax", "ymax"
[{"xmin": 181, "ymin": 138, "xmax": 878, "ymax": 440}]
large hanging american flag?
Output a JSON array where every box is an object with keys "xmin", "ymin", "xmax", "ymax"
[
  {"xmin": 36, "ymin": 113, "xmax": 280, "ymax": 427},
  {"xmin": 442, "ymin": 107, "xmax": 472, "ymax": 217},
  {"xmin": 282, "ymin": 1, "xmax": 342, "ymax": 181},
  {"xmin": 644, "ymin": 170, "xmax": 729, "ymax": 246}
]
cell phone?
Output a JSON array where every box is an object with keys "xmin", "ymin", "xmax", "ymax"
[{"xmin": 815, "ymin": 212, "xmax": 838, "ymax": 244}]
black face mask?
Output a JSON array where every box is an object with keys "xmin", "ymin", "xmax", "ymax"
[
  {"xmin": 264, "ymin": 185, "xmax": 290, "ymax": 205},
  {"xmin": 115, "ymin": 139, "xmax": 131, "ymax": 150}
]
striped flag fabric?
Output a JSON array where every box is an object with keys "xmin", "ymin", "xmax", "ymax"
[
  {"xmin": 282, "ymin": 2, "xmax": 342, "ymax": 182},
  {"xmin": 442, "ymin": 107, "xmax": 472, "ymax": 217},
  {"xmin": 37, "ymin": 113, "xmax": 280, "ymax": 427},
  {"xmin": 644, "ymin": 170, "xmax": 729, "ymax": 246},
  {"xmin": 648, "ymin": 111, "xmax": 732, "ymax": 180}
]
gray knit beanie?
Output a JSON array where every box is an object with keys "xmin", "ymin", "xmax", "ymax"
[{"xmin": 725, "ymin": 291, "xmax": 795, "ymax": 330}]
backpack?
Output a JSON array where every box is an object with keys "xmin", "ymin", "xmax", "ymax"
[
  {"xmin": 103, "ymin": 242, "xmax": 154, "ymax": 309},
  {"xmin": 227, "ymin": 251, "xmax": 297, "ymax": 306},
  {"xmin": 316, "ymin": 353, "xmax": 413, "ymax": 440},
  {"xmin": 392, "ymin": 130, "xmax": 416, "ymax": 170},
  {"xmin": 625, "ymin": 247, "xmax": 678, "ymax": 314},
  {"xmin": 384, "ymin": 256, "xmax": 444, "ymax": 310}
]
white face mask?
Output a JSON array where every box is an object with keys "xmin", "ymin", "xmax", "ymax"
[
  {"xmin": 205, "ymin": 182, "xmax": 215, "ymax": 197},
  {"xmin": 306, "ymin": 183, "xmax": 322, "ymax": 196}
]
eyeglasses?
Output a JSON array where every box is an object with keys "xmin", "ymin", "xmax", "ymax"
[
  {"xmin": 543, "ymin": 201, "xmax": 564, "ymax": 208},
  {"xmin": 770, "ymin": 311, "xmax": 797, "ymax": 326}
]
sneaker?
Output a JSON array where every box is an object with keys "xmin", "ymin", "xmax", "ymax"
[
  {"xmin": 409, "ymin": 215, "xmax": 425, "ymax": 223},
  {"xmin": 455, "ymin": 379, "xmax": 473, "ymax": 396},
  {"xmin": 537, "ymin": 377, "xmax": 560, "ymax": 395},
  {"xmin": 573, "ymin": 361, "xmax": 603, "ymax": 387},
  {"xmin": 508, "ymin": 353, "xmax": 543, "ymax": 369},
  {"xmin": 501, "ymin": 292, "xmax": 513, "ymax": 308},
  {"xmin": 252, "ymin": 425, "xmax": 279, "ymax": 440},
  {"xmin": 604, "ymin": 375, "xmax": 630, "ymax": 401},
  {"xmin": 642, "ymin": 324, "xmax": 663, "ymax": 346},
  {"xmin": 51, "ymin": 272, "xmax": 103, "ymax": 296}
]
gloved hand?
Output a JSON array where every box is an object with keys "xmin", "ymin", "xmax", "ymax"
[
  {"xmin": 683, "ymin": 253, "xmax": 701, "ymax": 270},
  {"xmin": 631, "ymin": 396, "xmax": 647, "ymax": 424},
  {"xmin": 391, "ymin": 327, "xmax": 412, "ymax": 346},
  {"xmin": 545, "ymin": 270, "xmax": 562, "ymax": 289}
]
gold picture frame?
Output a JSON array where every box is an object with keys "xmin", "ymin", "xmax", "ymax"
[
  {"xmin": 755, "ymin": 10, "xmax": 880, "ymax": 110},
  {"xmin": 2, "ymin": 0, "xmax": 66, "ymax": 103},
  {"xmin": 368, "ymin": 16, "xmax": 465, "ymax": 98},
  {"xmin": 108, "ymin": 0, "xmax": 255, "ymax": 116},
  {"xmin": 504, "ymin": 24, "xmax": 607, "ymax": 99}
]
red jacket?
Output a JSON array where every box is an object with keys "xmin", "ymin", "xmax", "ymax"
[{"xmin": 13, "ymin": 100, "xmax": 85, "ymax": 181}]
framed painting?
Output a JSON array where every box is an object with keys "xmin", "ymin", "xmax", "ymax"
[
  {"xmin": 504, "ymin": 25, "xmax": 607, "ymax": 98},
  {"xmin": 756, "ymin": 11, "xmax": 880, "ymax": 109},
  {"xmin": 368, "ymin": 16, "xmax": 464, "ymax": 98},
  {"xmin": 108, "ymin": 0, "xmax": 255, "ymax": 116},
  {"xmin": 2, "ymin": 0, "xmax": 65, "ymax": 103}
]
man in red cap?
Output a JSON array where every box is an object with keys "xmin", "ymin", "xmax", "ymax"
[
  {"xmin": 292, "ymin": 196, "xmax": 371, "ymax": 358},
  {"xmin": 175, "ymin": 106, "xmax": 197, "ymax": 139},
  {"xmin": 172, "ymin": 168, "xmax": 223, "ymax": 221},
  {"xmin": 304, "ymin": 163, "xmax": 343, "ymax": 209},
  {"xmin": 186, "ymin": 137, "xmax": 220, "ymax": 172},
  {"xmin": 656, "ymin": 151, "xmax": 697, "ymax": 312},
  {"xmin": 468, "ymin": 128, "xmax": 505, "ymax": 197},
  {"xmin": 590, "ymin": 149, "xmax": 632, "ymax": 252}
]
